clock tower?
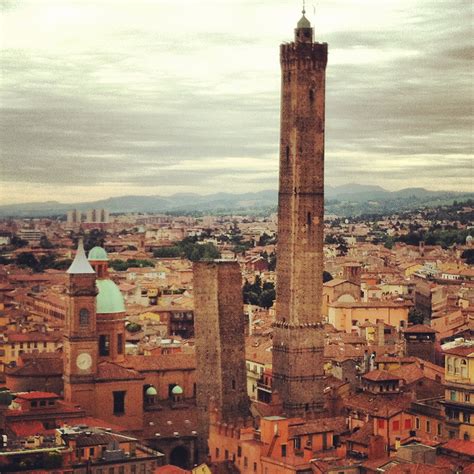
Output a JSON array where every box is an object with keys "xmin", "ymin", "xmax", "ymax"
[{"xmin": 63, "ymin": 239, "xmax": 98, "ymax": 412}]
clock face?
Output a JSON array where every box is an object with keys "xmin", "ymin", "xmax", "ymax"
[{"xmin": 76, "ymin": 353, "xmax": 92, "ymax": 371}]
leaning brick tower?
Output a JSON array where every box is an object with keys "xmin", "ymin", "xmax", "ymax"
[{"xmin": 272, "ymin": 8, "xmax": 328, "ymax": 417}]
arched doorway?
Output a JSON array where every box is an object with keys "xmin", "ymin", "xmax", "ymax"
[{"xmin": 170, "ymin": 445, "xmax": 190, "ymax": 469}]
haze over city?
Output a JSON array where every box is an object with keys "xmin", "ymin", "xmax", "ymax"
[{"xmin": 1, "ymin": 0, "xmax": 472, "ymax": 205}]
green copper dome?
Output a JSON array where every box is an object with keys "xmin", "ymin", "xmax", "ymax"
[
  {"xmin": 145, "ymin": 386, "xmax": 158, "ymax": 396},
  {"xmin": 96, "ymin": 279, "xmax": 125, "ymax": 314},
  {"xmin": 297, "ymin": 14, "xmax": 311, "ymax": 28},
  {"xmin": 88, "ymin": 246, "xmax": 109, "ymax": 261}
]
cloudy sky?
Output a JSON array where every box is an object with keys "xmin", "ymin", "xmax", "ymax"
[{"xmin": 1, "ymin": 0, "xmax": 472, "ymax": 204}]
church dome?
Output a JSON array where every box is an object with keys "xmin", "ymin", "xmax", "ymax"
[
  {"xmin": 171, "ymin": 385, "xmax": 183, "ymax": 395},
  {"xmin": 96, "ymin": 279, "xmax": 125, "ymax": 314},
  {"xmin": 297, "ymin": 14, "xmax": 311, "ymax": 28},
  {"xmin": 88, "ymin": 246, "xmax": 108, "ymax": 261},
  {"xmin": 145, "ymin": 386, "xmax": 157, "ymax": 396}
]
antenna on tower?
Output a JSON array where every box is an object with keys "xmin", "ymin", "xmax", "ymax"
[{"xmin": 302, "ymin": 0, "xmax": 306, "ymax": 15}]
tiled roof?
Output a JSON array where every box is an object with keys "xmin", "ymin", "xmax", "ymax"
[
  {"xmin": 391, "ymin": 364, "xmax": 425, "ymax": 385},
  {"xmin": 441, "ymin": 439, "xmax": 474, "ymax": 456},
  {"xmin": 344, "ymin": 393, "xmax": 412, "ymax": 417},
  {"xmin": 124, "ymin": 353, "xmax": 196, "ymax": 372},
  {"xmin": 443, "ymin": 345, "xmax": 474, "ymax": 357},
  {"xmin": 9, "ymin": 420, "xmax": 47, "ymax": 437},
  {"xmin": 347, "ymin": 422, "xmax": 373, "ymax": 444},
  {"xmin": 96, "ymin": 361, "xmax": 144, "ymax": 381},
  {"xmin": 7, "ymin": 332, "xmax": 61, "ymax": 342},
  {"xmin": 385, "ymin": 463, "xmax": 453, "ymax": 474},
  {"xmin": 16, "ymin": 392, "xmax": 59, "ymax": 400},
  {"xmin": 363, "ymin": 369, "xmax": 401, "ymax": 382},
  {"xmin": 403, "ymin": 324, "xmax": 437, "ymax": 334},
  {"xmin": 6, "ymin": 358, "xmax": 63, "ymax": 377},
  {"xmin": 289, "ymin": 416, "xmax": 347, "ymax": 438}
]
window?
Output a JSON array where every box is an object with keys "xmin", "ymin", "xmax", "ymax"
[
  {"xmin": 113, "ymin": 391, "xmax": 126, "ymax": 415},
  {"xmin": 244, "ymin": 457, "xmax": 248, "ymax": 467},
  {"xmin": 31, "ymin": 401, "xmax": 37, "ymax": 408},
  {"xmin": 117, "ymin": 333, "xmax": 123, "ymax": 355},
  {"xmin": 294, "ymin": 437, "xmax": 301, "ymax": 450},
  {"xmin": 392, "ymin": 420, "xmax": 400, "ymax": 431},
  {"xmin": 426, "ymin": 421, "xmax": 431, "ymax": 433},
  {"xmin": 309, "ymin": 89, "xmax": 314, "ymax": 102},
  {"xmin": 237, "ymin": 446, "xmax": 242, "ymax": 457},
  {"xmin": 404, "ymin": 419, "xmax": 412, "ymax": 430},
  {"xmin": 90, "ymin": 447, "xmax": 95, "ymax": 456},
  {"xmin": 447, "ymin": 357, "xmax": 453, "ymax": 373},
  {"xmin": 463, "ymin": 412, "xmax": 470, "ymax": 423},
  {"xmin": 131, "ymin": 466, "xmax": 136, "ymax": 474},
  {"xmin": 40, "ymin": 400, "xmax": 46, "ymax": 407},
  {"xmin": 216, "ymin": 448, "xmax": 219, "ymax": 458},
  {"xmin": 415, "ymin": 418, "xmax": 420, "ymax": 429},
  {"xmin": 254, "ymin": 462, "xmax": 257, "ymax": 472},
  {"xmin": 79, "ymin": 308, "xmax": 89, "ymax": 326},
  {"xmin": 231, "ymin": 379, "xmax": 236, "ymax": 390},
  {"xmin": 99, "ymin": 335, "xmax": 110, "ymax": 356},
  {"xmin": 225, "ymin": 449, "xmax": 229, "ymax": 460},
  {"xmin": 281, "ymin": 444, "xmax": 287, "ymax": 457},
  {"xmin": 108, "ymin": 468, "xmax": 114, "ymax": 474},
  {"xmin": 286, "ymin": 145, "xmax": 290, "ymax": 161},
  {"xmin": 119, "ymin": 467, "xmax": 125, "ymax": 474},
  {"xmin": 378, "ymin": 419, "xmax": 385, "ymax": 429},
  {"xmin": 437, "ymin": 423, "xmax": 442, "ymax": 436},
  {"xmin": 450, "ymin": 390, "xmax": 456, "ymax": 401}
]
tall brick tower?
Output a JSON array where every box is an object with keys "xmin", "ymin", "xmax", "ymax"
[
  {"xmin": 272, "ymin": 8, "xmax": 328, "ymax": 417},
  {"xmin": 193, "ymin": 261, "xmax": 250, "ymax": 459}
]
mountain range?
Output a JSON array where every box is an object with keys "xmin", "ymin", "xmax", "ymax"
[{"xmin": 0, "ymin": 184, "xmax": 472, "ymax": 218}]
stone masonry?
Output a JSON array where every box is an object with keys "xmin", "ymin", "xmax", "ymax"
[
  {"xmin": 193, "ymin": 261, "xmax": 250, "ymax": 460},
  {"xmin": 272, "ymin": 14, "xmax": 329, "ymax": 416}
]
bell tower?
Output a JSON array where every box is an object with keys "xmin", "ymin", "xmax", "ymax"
[
  {"xmin": 272, "ymin": 8, "xmax": 328, "ymax": 417},
  {"xmin": 63, "ymin": 240, "xmax": 98, "ymax": 410}
]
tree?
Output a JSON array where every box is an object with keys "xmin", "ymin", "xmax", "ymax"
[
  {"xmin": 39, "ymin": 235, "xmax": 54, "ymax": 249},
  {"xmin": 16, "ymin": 252, "xmax": 40, "ymax": 271},
  {"xmin": 461, "ymin": 248, "xmax": 474, "ymax": 265},
  {"xmin": 259, "ymin": 288, "xmax": 276, "ymax": 308},
  {"xmin": 409, "ymin": 308, "xmax": 425, "ymax": 325},
  {"xmin": 11, "ymin": 235, "xmax": 28, "ymax": 248}
]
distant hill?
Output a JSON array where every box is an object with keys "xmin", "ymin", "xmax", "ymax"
[{"xmin": 0, "ymin": 186, "xmax": 472, "ymax": 218}]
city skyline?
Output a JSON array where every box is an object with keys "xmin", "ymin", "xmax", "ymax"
[{"xmin": 1, "ymin": 0, "xmax": 472, "ymax": 205}]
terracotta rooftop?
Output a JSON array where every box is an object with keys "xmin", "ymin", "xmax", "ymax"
[
  {"xmin": 440, "ymin": 439, "xmax": 474, "ymax": 456},
  {"xmin": 96, "ymin": 361, "xmax": 144, "ymax": 381},
  {"xmin": 344, "ymin": 393, "xmax": 413, "ymax": 417},
  {"xmin": 385, "ymin": 463, "xmax": 453, "ymax": 474},
  {"xmin": 347, "ymin": 422, "xmax": 374, "ymax": 444},
  {"xmin": 362, "ymin": 369, "xmax": 402, "ymax": 382},
  {"xmin": 443, "ymin": 345, "xmax": 474, "ymax": 357},
  {"xmin": 16, "ymin": 391, "xmax": 59, "ymax": 400},
  {"xmin": 124, "ymin": 353, "xmax": 196, "ymax": 372},
  {"xmin": 403, "ymin": 324, "xmax": 437, "ymax": 334},
  {"xmin": 289, "ymin": 416, "xmax": 347, "ymax": 438},
  {"xmin": 6, "ymin": 357, "xmax": 63, "ymax": 377}
]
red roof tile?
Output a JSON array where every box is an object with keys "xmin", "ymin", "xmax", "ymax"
[
  {"xmin": 441, "ymin": 439, "xmax": 474, "ymax": 456},
  {"xmin": 404, "ymin": 324, "xmax": 437, "ymax": 334},
  {"xmin": 96, "ymin": 361, "xmax": 144, "ymax": 381},
  {"xmin": 362, "ymin": 369, "xmax": 402, "ymax": 382},
  {"xmin": 16, "ymin": 391, "xmax": 59, "ymax": 400}
]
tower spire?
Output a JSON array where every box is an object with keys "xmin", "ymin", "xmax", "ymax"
[{"xmin": 302, "ymin": 0, "xmax": 306, "ymax": 15}]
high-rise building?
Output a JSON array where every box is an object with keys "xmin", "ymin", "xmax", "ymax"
[{"xmin": 272, "ymin": 9, "xmax": 328, "ymax": 417}]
